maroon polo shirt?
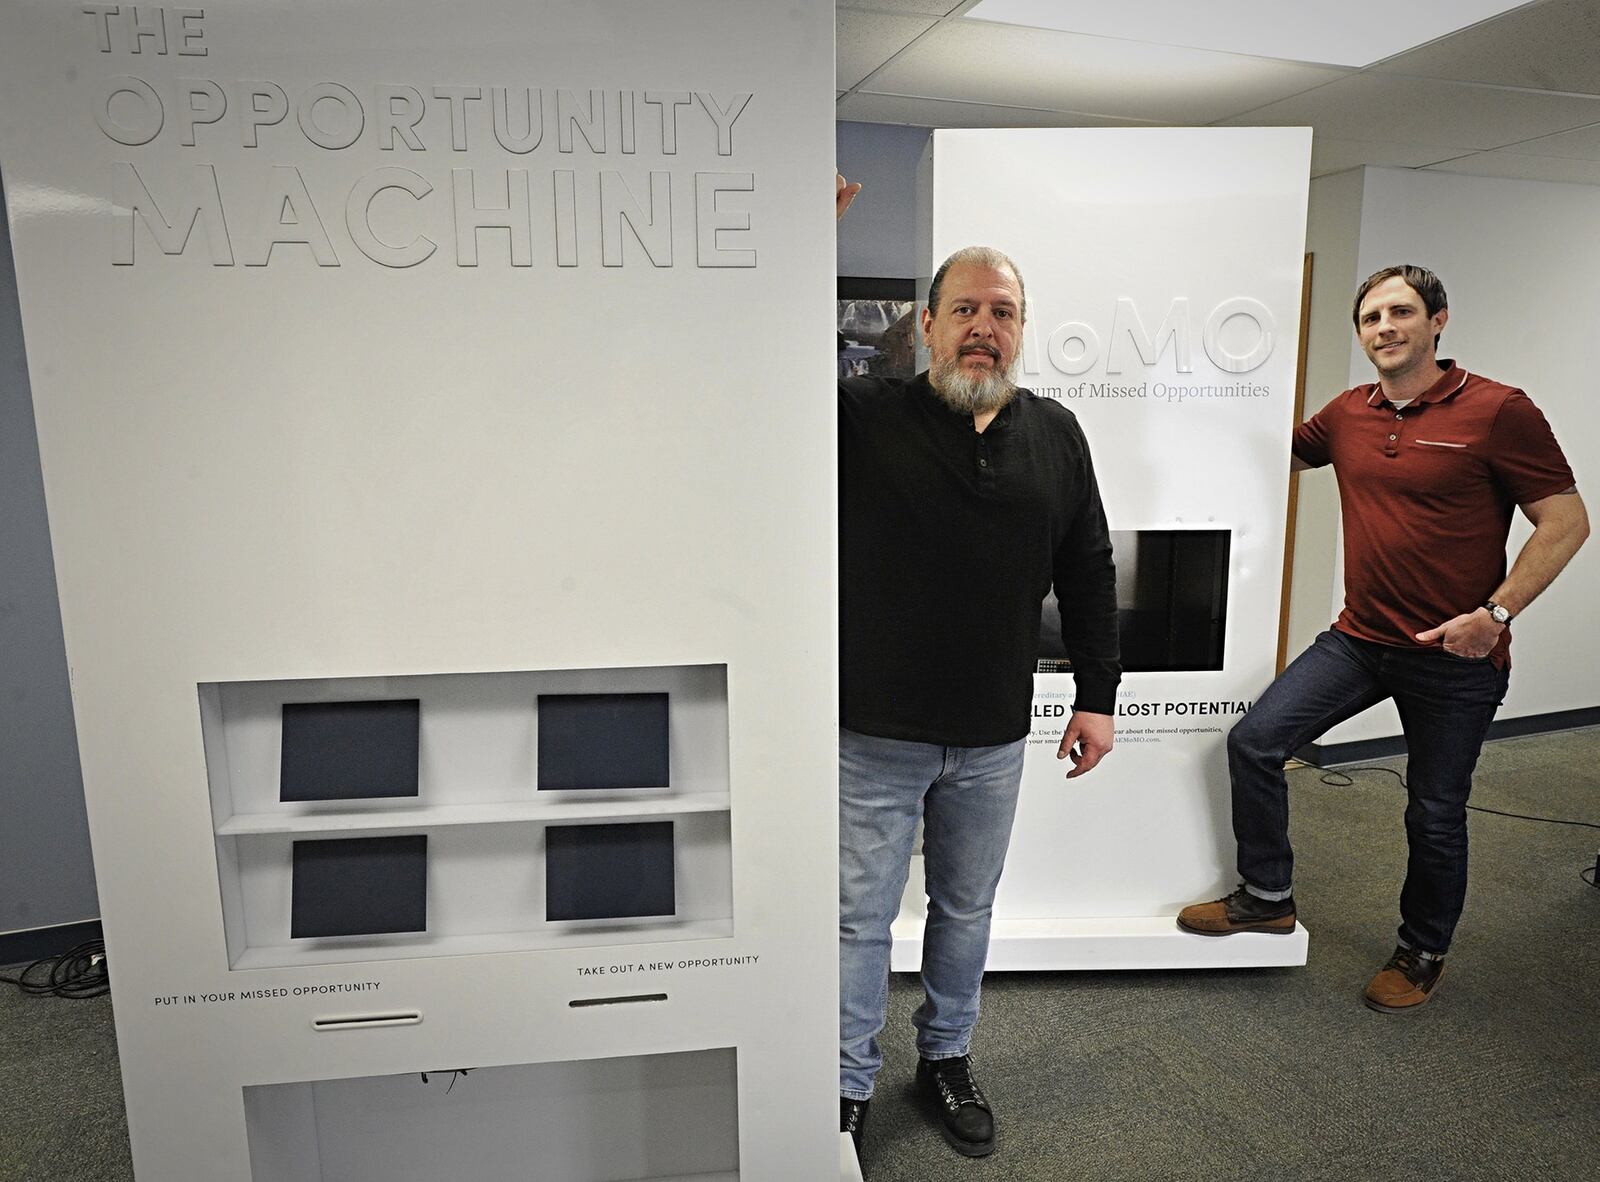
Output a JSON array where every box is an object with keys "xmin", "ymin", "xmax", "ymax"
[{"xmin": 1294, "ymin": 361, "xmax": 1576, "ymax": 669}]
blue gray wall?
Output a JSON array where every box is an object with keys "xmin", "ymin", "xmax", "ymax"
[
  {"xmin": 836, "ymin": 121, "xmax": 927, "ymax": 278},
  {"xmin": 0, "ymin": 167, "xmax": 99, "ymax": 942}
]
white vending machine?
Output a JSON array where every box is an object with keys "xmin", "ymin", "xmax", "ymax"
[
  {"xmin": 894, "ymin": 128, "xmax": 1314, "ymax": 972},
  {"xmin": 0, "ymin": 1, "xmax": 845, "ymax": 1177}
]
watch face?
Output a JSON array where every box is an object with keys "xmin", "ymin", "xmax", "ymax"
[{"xmin": 1488, "ymin": 603, "xmax": 1510, "ymax": 624}]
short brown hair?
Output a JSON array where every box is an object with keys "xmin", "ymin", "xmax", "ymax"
[{"xmin": 1351, "ymin": 265, "xmax": 1447, "ymax": 329}]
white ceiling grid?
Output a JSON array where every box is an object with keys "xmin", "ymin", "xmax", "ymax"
[{"xmin": 835, "ymin": 0, "xmax": 1600, "ymax": 183}]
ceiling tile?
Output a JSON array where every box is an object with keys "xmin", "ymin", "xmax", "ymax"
[
  {"xmin": 838, "ymin": 10, "xmax": 939, "ymax": 90},
  {"xmin": 1309, "ymin": 137, "xmax": 1469, "ymax": 178},
  {"xmin": 1491, "ymin": 118, "xmax": 1600, "ymax": 159},
  {"xmin": 864, "ymin": 20, "xmax": 1348, "ymax": 123},
  {"xmin": 1219, "ymin": 72, "xmax": 1600, "ymax": 151},
  {"xmin": 965, "ymin": 0, "xmax": 1525, "ymax": 70},
  {"xmin": 1372, "ymin": 0, "xmax": 1600, "ymax": 96},
  {"xmin": 837, "ymin": 1, "xmax": 962, "ymax": 15},
  {"xmin": 837, "ymin": 91, "xmax": 1159, "ymax": 128},
  {"xmin": 1425, "ymin": 149, "xmax": 1600, "ymax": 185}
]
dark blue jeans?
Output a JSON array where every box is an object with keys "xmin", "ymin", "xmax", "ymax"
[{"xmin": 1230, "ymin": 629, "xmax": 1509, "ymax": 955}]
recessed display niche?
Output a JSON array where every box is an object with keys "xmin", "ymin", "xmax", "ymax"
[
  {"xmin": 1038, "ymin": 529, "xmax": 1231, "ymax": 674},
  {"xmin": 199, "ymin": 664, "xmax": 731, "ymax": 969},
  {"xmin": 242, "ymin": 1047, "xmax": 740, "ymax": 1182}
]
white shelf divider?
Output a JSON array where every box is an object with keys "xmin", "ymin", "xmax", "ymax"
[
  {"xmin": 217, "ymin": 792, "xmax": 732, "ymax": 836},
  {"xmin": 231, "ymin": 918, "xmax": 739, "ymax": 971}
]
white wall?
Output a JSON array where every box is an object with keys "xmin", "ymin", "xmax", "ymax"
[{"xmin": 1299, "ymin": 167, "xmax": 1599, "ymax": 743}]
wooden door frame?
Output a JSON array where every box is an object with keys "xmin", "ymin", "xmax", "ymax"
[{"xmin": 1275, "ymin": 252, "xmax": 1314, "ymax": 675}]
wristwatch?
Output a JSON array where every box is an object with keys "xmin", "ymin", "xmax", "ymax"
[{"xmin": 1485, "ymin": 600, "xmax": 1513, "ymax": 626}]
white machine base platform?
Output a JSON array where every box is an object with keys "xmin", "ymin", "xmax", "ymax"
[
  {"xmin": 891, "ymin": 915, "xmax": 1309, "ymax": 972},
  {"xmin": 841, "ymin": 1132, "xmax": 864, "ymax": 1181}
]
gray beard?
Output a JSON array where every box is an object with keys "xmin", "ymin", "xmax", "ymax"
[{"xmin": 928, "ymin": 353, "xmax": 1018, "ymax": 417}]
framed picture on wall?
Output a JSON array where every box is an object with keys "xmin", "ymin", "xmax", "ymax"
[{"xmin": 837, "ymin": 277, "xmax": 918, "ymax": 380}]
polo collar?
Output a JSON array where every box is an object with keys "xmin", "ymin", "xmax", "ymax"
[{"xmin": 1363, "ymin": 361, "xmax": 1467, "ymax": 409}]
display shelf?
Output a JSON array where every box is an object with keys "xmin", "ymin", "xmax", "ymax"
[
  {"xmin": 216, "ymin": 792, "xmax": 732, "ymax": 836},
  {"xmin": 232, "ymin": 918, "xmax": 739, "ymax": 970},
  {"xmin": 218, "ymin": 810, "xmax": 734, "ymax": 969},
  {"xmin": 202, "ymin": 666, "xmax": 736, "ymax": 970},
  {"xmin": 200, "ymin": 664, "xmax": 731, "ymax": 827}
]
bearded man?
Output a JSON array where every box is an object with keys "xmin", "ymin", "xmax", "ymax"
[{"xmin": 835, "ymin": 226, "xmax": 1121, "ymax": 1163}]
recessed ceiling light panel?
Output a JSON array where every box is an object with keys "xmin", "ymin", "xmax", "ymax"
[{"xmin": 964, "ymin": 0, "xmax": 1530, "ymax": 68}]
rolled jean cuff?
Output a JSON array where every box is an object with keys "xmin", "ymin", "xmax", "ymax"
[
  {"xmin": 1397, "ymin": 937, "xmax": 1445, "ymax": 960},
  {"xmin": 1244, "ymin": 881, "xmax": 1293, "ymax": 903}
]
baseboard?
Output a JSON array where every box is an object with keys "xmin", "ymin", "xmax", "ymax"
[
  {"xmin": 1299, "ymin": 705, "xmax": 1600, "ymax": 768},
  {"xmin": 0, "ymin": 919, "xmax": 103, "ymax": 969}
]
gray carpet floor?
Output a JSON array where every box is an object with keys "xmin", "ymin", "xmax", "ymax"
[{"xmin": 3, "ymin": 727, "xmax": 1597, "ymax": 1181}]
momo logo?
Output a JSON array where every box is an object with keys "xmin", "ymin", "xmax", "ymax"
[{"xmin": 1023, "ymin": 297, "xmax": 1278, "ymax": 376}]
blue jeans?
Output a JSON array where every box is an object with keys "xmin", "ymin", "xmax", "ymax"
[
  {"xmin": 838, "ymin": 727, "xmax": 1026, "ymax": 1100},
  {"xmin": 1230, "ymin": 629, "xmax": 1509, "ymax": 955}
]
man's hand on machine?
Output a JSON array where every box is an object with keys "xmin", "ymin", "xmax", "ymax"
[{"xmin": 837, "ymin": 173, "xmax": 862, "ymax": 221}]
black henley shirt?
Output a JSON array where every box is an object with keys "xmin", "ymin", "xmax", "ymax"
[{"xmin": 839, "ymin": 372, "xmax": 1121, "ymax": 747}]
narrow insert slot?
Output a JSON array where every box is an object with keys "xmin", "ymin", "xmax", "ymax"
[
  {"xmin": 568, "ymin": 993, "xmax": 669, "ymax": 1008},
  {"xmin": 313, "ymin": 1011, "xmax": 422, "ymax": 1031}
]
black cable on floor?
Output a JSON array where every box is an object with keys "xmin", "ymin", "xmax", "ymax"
[
  {"xmin": 1316, "ymin": 765, "xmax": 1600, "ymax": 892},
  {"xmin": 1317, "ymin": 765, "xmax": 1600, "ymax": 829},
  {"xmin": 0, "ymin": 940, "xmax": 110, "ymax": 999}
]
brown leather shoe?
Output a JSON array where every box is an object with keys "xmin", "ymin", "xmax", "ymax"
[
  {"xmin": 1364, "ymin": 945, "xmax": 1445, "ymax": 1013},
  {"xmin": 1177, "ymin": 885, "xmax": 1296, "ymax": 936}
]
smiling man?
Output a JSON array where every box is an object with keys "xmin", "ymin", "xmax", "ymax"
[
  {"xmin": 1179, "ymin": 264, "xmax": 1588, "ymax": 1013},
  {"xmin": 835, "ymin": 180, "xmax": 1120, "ymax": 1164}
]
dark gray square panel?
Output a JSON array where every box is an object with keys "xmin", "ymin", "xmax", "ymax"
[
  {"xmin": 291, "ymin": 835, "xmax": 427, "ymax": 939},
  {"xmin": 280, "ymin": 699, "xmax": 420, "ymax": 802},
  {"xmin": 546, "ymin": 822, "xmax": 675, "ymax": 922},
  {"xmin": 537, "ymin": 693, "xmax": 669, "ymax": 791}
]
